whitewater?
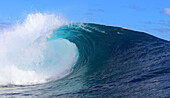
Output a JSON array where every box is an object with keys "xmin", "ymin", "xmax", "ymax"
[
  {"xmin": 0, "ymin": 13, "xmax": 170, "ymax": 97},
  {"xmin": 0, "ymin": 13, "xmax": 79, "ymax": 85}
]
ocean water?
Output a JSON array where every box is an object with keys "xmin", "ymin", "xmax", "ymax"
[{"xmin": 0, "ymin": 13, "xmax": 170, "ymax": 97}]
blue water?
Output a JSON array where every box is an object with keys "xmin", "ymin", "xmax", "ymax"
[{"xmin": 0, "ymin": 23, "xmax": 170, "ymax": 97}]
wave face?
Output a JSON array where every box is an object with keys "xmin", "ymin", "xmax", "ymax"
[{"xmin": 0, "ymin": 14, "xmax": 170, "ymax": 97}]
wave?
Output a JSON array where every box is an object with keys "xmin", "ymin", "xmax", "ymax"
[{"xmin": 0, "ymin": 13, "xmax": 170, "ymax": 97}]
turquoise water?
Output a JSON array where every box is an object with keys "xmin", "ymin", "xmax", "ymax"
[{"xmin": 0, "ymin": 23, "xmax": 170, "ymax": 97}]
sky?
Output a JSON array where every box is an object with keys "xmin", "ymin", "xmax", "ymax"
[{"xmin": 0, "ymin": 0, "xmax": 170, "ymax": 41}]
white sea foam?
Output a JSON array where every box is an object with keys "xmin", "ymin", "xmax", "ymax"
[{"xmin": 0, "ymin": 13, "xmax": 78, "ymax": 85}]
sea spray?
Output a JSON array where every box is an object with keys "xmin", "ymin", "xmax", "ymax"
[{"xmin": 0, "ymin": 13, "xmax": 79, "ymax": 85}]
